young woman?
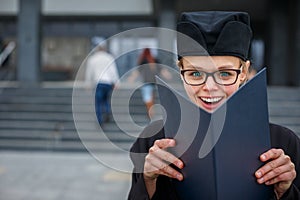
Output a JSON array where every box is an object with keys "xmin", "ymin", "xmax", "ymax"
[{"xmin": 128, "ymin": 11, "xmax": 300, "ymax": 200}]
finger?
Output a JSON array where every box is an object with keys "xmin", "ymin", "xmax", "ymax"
[
  {"xmin": 256, "ymin": 162, "xmax": 296, "ymax": 184},
  {"xmin": 159, "ymin": 167, "xmax": 184, "ymax": 181},
  {"xmin": 149, "ymin": 145, "xmax": 184, "ymax": 169},
  {"xmin": 144, "ymin": 153, "xmax": 165, "ymax": 179},
  {"xmin": 145, "ymin": 155, "xmax": 183, "ymax": 181},
  {"xmin": 264, "ymin": 170, "xmax": 296, "ymax": 186},
  {"xmin": 260, "ymin": 148, "xmax": 284, "ymax": 162},
  {"xmin": 150, "ymin": 139, "xmax": 183, "ymax": 168},
  {"xmin": 256, "ymin": 154, "xmax": 292, "ymax": 179},
  {"xmin": 145, "ymin": 149, "xmax": 177, "ymax": 175},
  {"xmin": 154, "ymin": 138, "xmax": 176, "ymax": 149}
]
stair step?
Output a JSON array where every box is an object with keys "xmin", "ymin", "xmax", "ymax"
[
  {"xmin": 0, "ymin": 129, "xmax": 139, "ymax": 141},
  {"xmin": 0, "ymin": 104, "xmax": 150, "ymax": 113},
  {"xmin": 0, "ymin": 139, "xmax": 132, "ymax": 152},
  {"xmin": 269, "ymin": 116, "xmax": 300, "ymax": 125},
  {"xmin": 0, "ymin": 112, "xmax": 150, "ymax": 123}
]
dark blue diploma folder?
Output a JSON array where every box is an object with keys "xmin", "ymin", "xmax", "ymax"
[{"xmin": 156, "ymin": 68, "xmax": 273, "ymax": 200}]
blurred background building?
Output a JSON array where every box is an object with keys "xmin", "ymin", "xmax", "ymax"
[
  {"xmin": 0, "ymin": 0, "xmax": 300, "ymax": 86},
  {"xmin": 0, "ymin": 1, "xmax": 299, "ymax": 199}
]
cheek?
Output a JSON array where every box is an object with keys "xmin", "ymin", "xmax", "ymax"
[
  {"xmin": 184, "ymin": 84, "xmax": 194, "ymax": 95},
  {"xmin": 224, "ymin": 84, "xmax": 239, "ymax": 97},
  {"xmin": 184, "ymin": 84, "xmax": 198, "ymax": 99}
]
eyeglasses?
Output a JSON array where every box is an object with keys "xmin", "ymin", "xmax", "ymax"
[{"xmin": 180, "ymin": 67, "xmax": 242, "ymax": 86}]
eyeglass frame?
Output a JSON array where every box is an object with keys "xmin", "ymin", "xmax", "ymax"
[{"xmin": 180, "ymin": 65, "xmax": 243, "ymax": 86}]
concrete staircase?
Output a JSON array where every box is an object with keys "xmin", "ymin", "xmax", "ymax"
[
  {"xmin": 0, "ymin": 84, "xmax": 299, "ymax": 152},
  {"xmin": 0, "ymin": 84, "xmax": 151, "ymax": 152},
  {"xmin": 267, "ymin": 87, "xmax": 300, "ymax": 136}
]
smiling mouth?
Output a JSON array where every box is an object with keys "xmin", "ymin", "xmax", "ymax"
[{"xmin": 200, "ymin": 97, "xmax": 223, "ymax": 104}]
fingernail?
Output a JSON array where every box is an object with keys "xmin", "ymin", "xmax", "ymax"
[
  {"xmin": 258, "ymin": 178, "xmax": 264, "ymax": 183},
  {"xmin": 177, "ymin": 161, "xmax": 183, "ymax": 169},
  {"xmin": 261, "ymin": 155, "xmax": 266, "ymax": 160},
  {"xmin": 176, "ymin": 174, "xmax": 183, "ymax": 181},
  {"xmin": 256, "ymin": 171, "xmax": 262, "ymax": 178}
]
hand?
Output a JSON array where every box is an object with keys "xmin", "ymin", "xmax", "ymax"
[
  {"xmin": 144, "ymin": 138, "xmax": 184, "ymax": 181},
  {"xmin": 255, "ymin": 148, "xmax": 296, "ymax": 199},
  {"xmin": 143, "ymin": 138, "xmax": 184, "ymax": 198}
]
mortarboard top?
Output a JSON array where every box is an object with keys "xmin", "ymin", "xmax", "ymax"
[{"xmin": 177, "ymin": 11, "xmax": 253, "ymax": 61}]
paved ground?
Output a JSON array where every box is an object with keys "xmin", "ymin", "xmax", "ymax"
[{"xmin": 0, "ymin": 151, "xmax": 132, "ymax": 200}]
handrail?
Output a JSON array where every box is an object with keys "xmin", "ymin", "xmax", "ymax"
[
  {"xmin": 0, "ymin": 41, "xmax": 16, "ymax": 67},
  {"xmin": 0, "ymin": 41, "xmax": 16, "ymax": 91}
]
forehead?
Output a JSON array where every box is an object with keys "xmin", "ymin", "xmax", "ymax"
[{"xmin": 181, "ymin": 56, "xmax": 240, "ymax": 69}]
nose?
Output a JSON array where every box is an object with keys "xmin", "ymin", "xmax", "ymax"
[{"xmin": 203, "ymin": 76, "xmax": 218, "ymax": 91}]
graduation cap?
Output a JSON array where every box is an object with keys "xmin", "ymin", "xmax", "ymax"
[{"xmin": 177, "ymin": 11, "xmax": 253, "ymax": 61}]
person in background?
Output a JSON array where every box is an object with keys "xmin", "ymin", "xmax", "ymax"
[
  {"xmin": 137, "ymin": 48, "xmax": 159, "ymax": 118},
  {"xmin": 85, "ymin": 37, "xmax": 119, "ymax": 124},
  {"xmin": 129, "ymin": 48, "xmax": 171, "ymax": 118},
  {"xmin": 128, "ymin": 11, "xmax": 300, "ymax": 200}
]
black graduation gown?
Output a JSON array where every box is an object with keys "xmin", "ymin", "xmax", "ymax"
[{"xmin": 128, "ymin": 120, "xmax": 300, "ymax": 200}]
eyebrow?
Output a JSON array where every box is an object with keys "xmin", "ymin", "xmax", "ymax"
[
  {"xmin": 182, "ymin": 64, "xmax": 204, "ymax": 70},
  {"xmin": 183, "ymin": 64, "xmax": 236, "ymax": 71},
  {"xmin": 217, "ymin": 65, "xmax": 236, "ymax": 70}
]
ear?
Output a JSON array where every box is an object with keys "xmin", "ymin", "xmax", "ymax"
[
  {"xmin": 240, "ymin": 60, "xmax": 250, "ymax": 82},
  {"xmin": 177, "ymin": 60, "xmax": 185, "ymax": 82},
  {"xmin": 177, "ymin": 60, "xmax": 183, "ymax": 69}
]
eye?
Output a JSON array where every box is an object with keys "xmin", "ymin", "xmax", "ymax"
[
  {"xmin": 190, "ymin": 71, "xmax": 203, "ymax": 77},
  {"xmin": 219, "ymin": 71, "xmax": 233, "ymax": 77}
]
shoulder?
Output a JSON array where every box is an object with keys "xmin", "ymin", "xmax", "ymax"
[
  {"xmin": 270, "ymin": 123, "xmax": 300, "ymax": 160},
  {"xmin": 101, "ymin": 52, "xmax": 115, "ymax": 59},
  {"xmin": 270, "ymin": 123, "xmax": 299, "ymax": 145}
]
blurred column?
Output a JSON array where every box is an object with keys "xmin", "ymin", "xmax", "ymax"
[
  {"xmin": 17, "ymin": 0, "xmax": 41, "ymax": 86},
  {"xmin": 267, "ymin": 1, "xmax": 288, "ymax": 85},
  {"xmin": 157, "ymin": 0, "xmax": 177, "ymax": 68},
  {"xmin": 293, "ymin": 0, "xmax": 300, "ymax": 86}
]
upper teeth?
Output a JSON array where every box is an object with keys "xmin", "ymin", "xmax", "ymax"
[{"xmin": 201, "ymin": 97, "xmax": 222, "ymax": 103}]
